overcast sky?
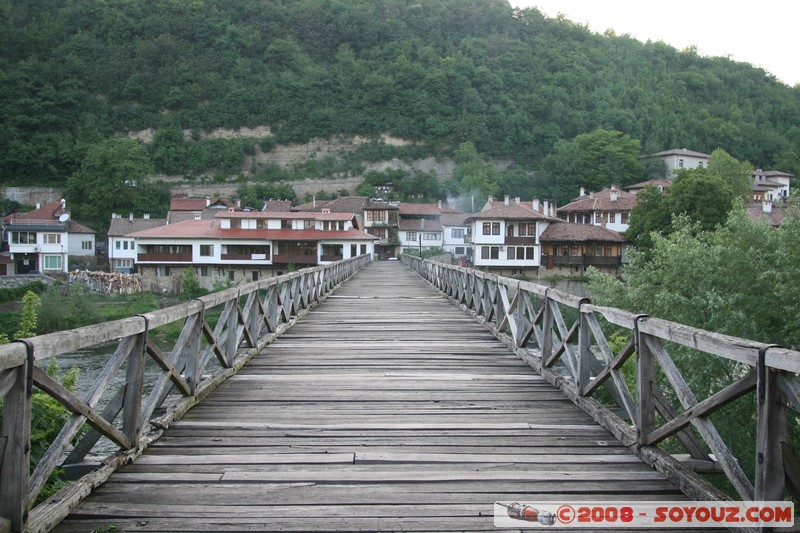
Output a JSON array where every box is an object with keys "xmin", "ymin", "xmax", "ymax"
[{"xmin": 511, "ymin": 1, "xmax": 800, "ymax": 87}]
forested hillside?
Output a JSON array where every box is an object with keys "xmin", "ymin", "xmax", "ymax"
[{"xmin": 2, "ymin": 0, "xmax": 799, "ymax": 200}]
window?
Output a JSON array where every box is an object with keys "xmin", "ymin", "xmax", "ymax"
[
  {"xmin": 304, "ymin": 220, "xmax": 314, "ymax": 229},
  {"xmin": 406, "ymin": 231, "xmax": 417, "ymax": 241},
  {"xmin": 492, "ymin": 222, "xmax": 500, "ymax": 235},
  {"xmin": 519, "ymin": 224, "xmax": 527, "ymax": 236},
  {"xmin": 526, "ymin": 247, "xmax": 535, "ymax": 260},
  {"xmin": 678, "ymin": 158, "xmax": 684, "ymax": 168},
  {"xmin": 506, "ymin": 247, "xmax": 515, "ymax": 260},
  {"xmin": 11, "ymin": 232, "xmax": 36, "ymax": 244},
  {"xmin": 482, "ymin": 222, "xmax": 491, "ymax": 235},
  {"xmin": 43, "ymin": 255, "xmax": 62, "ymax": 270},
  {"xmin": 360, "ymin": 244, "xmax": 366, "ymax": 255},
  {"xmin": 527, "ymin": 223, "xmax": 536, "ymax": 235},
  {"xmin": 367, "ymin": 210, "xmax": 386, "ymax": 222},
  {"xmin": 423, "ymin": 233, "xmax": 439, "ymax": 241},
  {"xmin": 621, "ymin": 213, "xmax": 629, "ymax": 224},
  {"xmin": 451, "ymin": 228, "xmax": 464, "ymax": 238},
  {"xmin": 200, "ymin": 244, "xmax": 214, "ymax": 256},
  {"xmin": 609, "ymin": 213, "xmax": 616, "ymax": 223},
  {"xmin": 481, "ymin": 246, "xmax": 499, "ymax": 259},
  {"xmin": 367, "ymin": 227, "xmax": 387, "ymax": 239},
  {"xmin": 43, "ymin": 234, "xmax": 61, "ymax": 244},
  {"xmin": 158, "ymin": 266, "xmax": 171, "ymax": 277},
  {"xmin": 455, "ymin": 247, "xmax": 465, "ymax": 255},
  {"xmin": 115, "ymin": 241, "xmax": 121, "ymax": 250},
  {"xmin": 81, "ymin": 240, "xmax": 92, "ymax": 250},
  {"xmin": 199, "ymin": 266, "xmax": 209, "ymax": 277},
  {"xmin": 351, "ymin": 244, "xmax": 357, "ymax": 257},
  {"xmin": 115, "ymin": 259, "xmax": 132, "ymax": 269},
  {"xmin": 123, "ymin": 241, "xmax": 129, "ymax": 250}
]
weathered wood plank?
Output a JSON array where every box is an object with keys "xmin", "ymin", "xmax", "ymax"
[{"xmin": 50, "ymin": 262, "xmax": 693, "ymax": 533}]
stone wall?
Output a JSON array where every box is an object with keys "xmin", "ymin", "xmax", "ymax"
[{"xmin": 1, "ymin": 187, "xmax": 63, "ymax": 207}]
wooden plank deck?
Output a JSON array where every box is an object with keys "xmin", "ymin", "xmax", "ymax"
[{"xmin": 52, "ymin": 262, "xmax": 697, "ymax": 532}]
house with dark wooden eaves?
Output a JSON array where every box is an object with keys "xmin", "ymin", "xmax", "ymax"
[
  {"xmin": 557, "ymin": 186, "xmax": 636, "ymax": 233},
  {"xmin": 540, "ymin": 222, "xmax": 626, "ymax": 276}
]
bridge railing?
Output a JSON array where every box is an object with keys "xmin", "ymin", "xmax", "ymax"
[
  {"xmin": 0, "ymin": 255, "xmax": 370, "ymax": 533},
  {"xmin": 403, "ymin": 255, "xmax": 800, "ymax": 508}
]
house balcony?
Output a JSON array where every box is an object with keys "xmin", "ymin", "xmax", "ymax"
[
  {"xmin": 504, "ymin": 236, "xmax": 537, "ymax": 246},
  {"xmin": 137, "ymin": 253, "xmax": 193, "ymax": 263},
  {"xmin": 547, "ymin": 255, "xmax": 622, "ymax": 268},
  {"xmin": 7, "ymin": 219, "xmax": 66, "ymax": 233},
  {"xmin": 272, "ymin": 254, "xmax": 318, "ymax": 265},
  {"xmin": 221, "ymin": 253, "xmax": 270, "ymax": 261}
]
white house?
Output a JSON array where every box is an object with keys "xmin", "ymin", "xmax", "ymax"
[
  {"xmin": 2, "ymin": 200, "xmax": 96, "ymax": 274},
  {"xmin": 441, "ymin": 212, "xmax": 471, "ymax": 260},
  {"xmin": 649, "ymin": 148, "xmax": 710, "ymax": 179},
  {"xmin": 466, "ymin": 196, "xmax": 558, "ymax": 275},
  {"xmin": 129, "ymin": 211, "xmax": 377, "ymax": 292},
  {"xmin": 107, "ymin": 213, "xmax": 167, "ymax": 273},
  {"xmin": 751, "ymin": 169, "xmax": 792, "ymax": 203}
]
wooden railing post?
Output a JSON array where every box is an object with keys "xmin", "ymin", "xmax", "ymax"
[
  {"xmin": 635, "ymin": 316, "xmax": 654, "ymax": 446},
  {"xmin": 577, "ymin": 303, "xmax": 591, "ymax": 395},
  {"xmin": 122, "ymin": 320, "xmax": 147, "ymax": 446},
  {"xmin": 1, "ymin": 341, "xmax": 33, "ymax": 533},
  {"xmin": 540, "ymin": 290, "xmax": 553, "ymax": 363},
  {"xmin": 755, "ymin": 346, "xmax": 785, "ymax": 502}
]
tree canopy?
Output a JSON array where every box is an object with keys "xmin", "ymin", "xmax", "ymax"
[{"xmin": 2, "ymin": 0, "xmax": 799, "ymax": 191}]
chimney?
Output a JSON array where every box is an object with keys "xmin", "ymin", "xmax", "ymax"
[
  {"xmin": 550, "ymin": 201, "xmax": 557, "ymax": 217},
  {"xmin": 206, "ymin": 196, "xmax": 211, "ymax": 207},
  {"xmin": 543, "ymin": 200, "xmax": 549, "ymax": 215},
  {"xmin": 143, "ymin": 213, "xmax": 150, "ymax": 219},
  {"xmin": 532, "ymin": 198, "xmax": 540, "ymax": 212},
  {"xmin": 437, "ymin": 199, "xmax": 442, "ymax": 209},
  {"xmin": 129, "ymin": 213, "xmax": 134, "ymax": 222},
  {"xmin": 60, "ymin": 198, "xmax": 66, "ymax": 210},
  {"xmin": 504, "ymin": 195, "xmax": 510, "ymax": 206},
  {"xmin": 36, "ymin": 202, "xmax": 41, "ymax": 209},
  {"xmin": 514, "ymin": 197, "xmax": 521, "ymax": 204},
  {"xmin": 611, "ymin": 184, "xmax": 617, "ymax": 190},
  {"xmin": 580, "ymin": 187, "xmax": 586, "ymax": 197},
  {"xmin": 763, "ymin": 201, "xmax": 773, "ymax": 213},
  {"xmin": 610, "ymin": 191, "xmax": 619, "ymax": 202},
  {"xmin": 112, "ymin": 212, "xmax": 118, "ymax": 219}
]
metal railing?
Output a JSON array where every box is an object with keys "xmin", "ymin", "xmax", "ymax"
[
  {"xmin": 403, "ymin": 255, "xmax": 800, "ymax": 529},
  {"xmin": 0, "ymin": 255, "xmax": 370, "ymax": 532}
]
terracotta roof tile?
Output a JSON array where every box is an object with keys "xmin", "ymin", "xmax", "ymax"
[
  {"xmin": 108, "ymin": 217, "xmax": 167, "ymax": 237},
  {"xmin": 466, "ymin": 202, "xmax": 557, "ymax": 222},
  {"xmin": 558, "ymin": 188, "xmax": 637, "ymax": 213},
  {"xmin": 130, "ymin": 219, "xmax": 377, "ymax": 241},
  {"xmin": 540, "ymin": 222, "xmax": 625, "ymax": 242}
]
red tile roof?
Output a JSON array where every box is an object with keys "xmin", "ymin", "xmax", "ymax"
[
  {"xmin": 129, "ymin": 220, "xmax": 377, "ymax": 241},
  {"xmin": 169, "ymin": 197, "xmax": 236, "ymax": 211},
  {"xmin": 558, "ymin": 188, "xmax": 637, "ymax": 213},
  {"xmin": 466, "ymin": 202, "xmax": 557, "ymax": 222},
  {"xmin": 218, "ymin": 211, "xmax": 355, "ymax": 221},
  {"xmin": 540, "ymin": 222, "xmax": 625, "ymax": 242},
  {"xmin": 8, "ymin": 201, "xmax": 67, "ymax": 221}
]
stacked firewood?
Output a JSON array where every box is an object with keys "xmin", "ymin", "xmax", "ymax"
[{"xmin": 68, "ymin": 270, "xmax": 143, "ymax": 295}]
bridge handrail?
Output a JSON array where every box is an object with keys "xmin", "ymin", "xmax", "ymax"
[
  {"xmin": 0, "ymin": 255, "xmax": 371, "ymax": 532},
  {"xmin": 402, "ymin": 255, "xmax": 800, "ymax": 511}
]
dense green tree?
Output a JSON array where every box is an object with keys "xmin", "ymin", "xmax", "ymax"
[
  {"xmin": 669, "ymin": 168, "xmax": 736, "ymax": 231},
  {"xmin": 541, "ymin": 129, "xmax": 645, "ymax": 204},
  {"xmin": 707, "ymin": 148, "xmax": 754, "ymax": 201},
  {"xmin": 65, "ymin": 136, "xmax": 162, "ymax": 228},
  {"xmin": 449, "ymin": 141, "xmax": 501, "ymax": 209},
  {"xmin": 623, "ymin": 184, "xmax": 673, "ymax": 253}
]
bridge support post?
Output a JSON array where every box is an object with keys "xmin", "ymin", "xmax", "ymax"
[
  {"xmin": 755, "ymin": 346, "xmax": 786, "ymax": 502},
  {"xmin": 635, "ymin": 318, "xmax": 655, "ymax": 445},
  {"xmin": 1, "ymin": 341, "xmax": 33, "ymax": 533}
]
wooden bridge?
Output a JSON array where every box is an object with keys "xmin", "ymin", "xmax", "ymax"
[{"xmin": 1, "ymin": 258, "xmax": 799, "ymax": 532}]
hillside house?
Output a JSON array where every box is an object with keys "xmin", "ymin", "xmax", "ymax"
[
  {"xmin": 362, "ymin": 200, "xmax": 400, "ymax": 260},
  {"xmin": 540, "ymin": 222, "xmax": 626, "ymax": 276},
  {"xmin": 751, "ymin": 169, "xmax": 792, "ymax": 203},
  {"xmin": 107, "ymin": 213, "xmax": 167, "ymax": 273},
  {"xmin": 129, "ymin": 211, "xmax": 377, "ymax": 292},
  {"xmin": 648, "ymin": 148, "xmax": 710, "ymax": 179},
  {"xmin": 556, "ymin": 186, "xmax": 635, "ymax": 233},
  {"xmin": 2, "ymin": 200, "xmax": 96, "ymax": 275},
  {"xmin": 441, "ymin": 211, "xmax": 471, "ymax": 260},
  {"xmin": 397, "ymin": 201, "xmax": 465, "ymax": 254},
  {"xmin": 466, "ymin": 196, "xmax": 558, "ymax": 276},
  {"xmin": 167, "ymin": 196, "xmax": 239, "ymax": 223}
]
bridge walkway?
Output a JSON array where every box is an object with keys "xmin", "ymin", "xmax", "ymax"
[{"xmin": 53, "ymin": 262, "xmax": 693, "ymax": 532}]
